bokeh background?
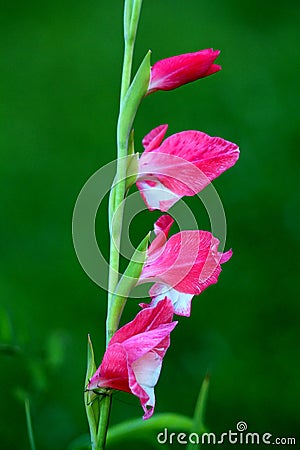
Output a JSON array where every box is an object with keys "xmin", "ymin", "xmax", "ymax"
[{"xmin": 1, "ymin": 0, "xmax": 300, "ymax": 448}]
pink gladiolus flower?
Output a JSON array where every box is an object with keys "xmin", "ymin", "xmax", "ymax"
[
  {"xmin": 136, "ymin": 124, "xmax": 239, "ymax": 211},
  {"xmin": 148, "ymin": 49, "xmax": 221, "ymax": 94},
  {"xmin": 139, "ymin": 216, "xmax": 232, "ymax": 316},
  {"xmin": 87, "ymin": 298, "xmax": 177, "ymax": 420}
]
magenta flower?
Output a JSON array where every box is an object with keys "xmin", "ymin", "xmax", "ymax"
[
  {"xmin": 136, "ymin": 124, "xmax": 239, "ymax": 211},
  {"xmin": 148, "ymin": 49, "xmax": 221, "ymax": 94},
  {"xmin": 139, "ymin": 216, "xmax": 232, "ymax": 316},
  {"xmin": 87, "ymin": 298, "xmax": 177, "ymax": 420}
]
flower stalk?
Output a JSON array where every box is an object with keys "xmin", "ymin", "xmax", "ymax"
[
  {"xmin": 107, "ymin": 0, "xmax": 144, "ymax": 344},
  {"xmin": 84, "ymin": 0, "xmax": 239, "ymax": 447},
  {"xmin": 93, "ymin": 2, "xmax": 144, "ymax": 449},
  {"xmin": 95, "ymin": 395, "xmax": 112, "ymax": 450}
]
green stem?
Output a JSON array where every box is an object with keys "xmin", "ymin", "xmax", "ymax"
[
  {"xmin": 121, "ymin": 0, "xmax": 143, "ymax": 106},
  {"xmin": 92, "ymin": 2, "xmax": 143, "ymax": 450},
  {"xmin": 107, "ymin": 5, "xmax": 137, "ymax": 305},
  {"xmin": 85, "ymin": 391, "xmax": 98, "ymax": 449},
  {"xmin": 95, "ymin": 395, "xmax": 112, "ymax": 450},
  {"xmin": 106, "ymin": 0, "xmax": 142, "ymax": 345},
  {"xmin": 120, "ymin": 41, "xmax": 134, "ymax": 108}
]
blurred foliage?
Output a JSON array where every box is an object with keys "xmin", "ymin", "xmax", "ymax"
[{"xmin": 1, "ymin": 0, "xmax": 300, "ymax": 448}]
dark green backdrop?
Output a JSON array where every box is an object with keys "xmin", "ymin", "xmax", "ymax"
[{"xmin": 1, "ymin": 0, "xmax": 299, "ymax": 448}]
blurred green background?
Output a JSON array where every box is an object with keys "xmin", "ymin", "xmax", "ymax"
[{"xmin": 1, "ymin": 0, "xmax": 300, "ymax": 448}]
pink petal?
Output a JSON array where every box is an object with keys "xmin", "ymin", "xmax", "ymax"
[
  {"xmin": 205, "ymin": 63, "xmax": 222, "ymax": 76},
  {"xmin": 137, "ymin": 130, "xmax": 239, "ymax": 211},
  {"xmin": 141, "ymin": 230, "xmax": 229, "ymax": 295},
  {"xmin": 109, "ymin": 297, "xmax": 174, "ymax": 346},
  {"xmin": 154, "ymin": 215, "xmax": 174, "ymax": 237},
  {"xmin": 87, "ymin": 343, "xmax": 130, "ymax": 393},
  {"xmin": 142, "ymin": 124, "xmax": 168, "ymax": 152},
  {"xmin": 148, "ymin": 49, "xmax": 221, "ymax": 94},
  {"xmin": 87, "ymin": 299, "xmax": 177, "ymax": 419},
  {"xmin": 157, "ymin": 131, "xmax": 239, "ymax": 174},
  {"xmin": 148, "ymin": 215, "xmax": 174, "ymax": 260},
  {"xmin": 220, "ymin": 248, "xmax": 233, "ymax": 263},
  {"xmin": 123, "ymin": 322, "xmax": 177, "ymax": 363}
]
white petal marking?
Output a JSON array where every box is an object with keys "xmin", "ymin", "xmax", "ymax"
[
  {"xmin": 150, "ymin": 283, "xmax": 194, "ymax": 316},
  {"xmin": 131, "ymin": 351, "xmax": 162, "ymax": 408},
  {"xmin": 138, "ymin": 180, "xmax": 180, "ymax": 211}
]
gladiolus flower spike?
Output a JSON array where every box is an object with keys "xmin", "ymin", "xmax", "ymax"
[
  {"xmin": 136, "ymin": 124, "xmax": 239, "ymax": 211},
  {"xmin": 148, "ymin": 48, "xmax": 221, "ymax": 94},
  {"xmin": 87, "ymin": 298, "xmax": 177, "ymax": 420},
  {"xmin": 139, "ymin": 216, "xmax": 232, "ymax": 316}
]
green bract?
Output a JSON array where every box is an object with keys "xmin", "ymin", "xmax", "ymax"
[
  {"xmin": 84, "ymin": 335, "xmax": 99, "ymax": 449},
  {"xmin": 117, "ymin": 50, "xmax": 151, "ymax": 153}
]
